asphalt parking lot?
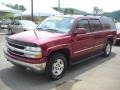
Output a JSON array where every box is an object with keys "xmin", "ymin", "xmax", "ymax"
[{"xmin": 0, "ymin": 35, "xmax": 120, "ymax": 90}]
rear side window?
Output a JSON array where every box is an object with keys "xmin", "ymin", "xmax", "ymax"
[
  {"xmin": 90, "ymin": 19, "xmax": 102, "ymax": 31},
  {"xmin": 77, "ymin": 19, "xmax": 90, "ymax": 32},
  {"xmin": 102, "ymin": 17, "xmax": 116, "ymax": 29}
]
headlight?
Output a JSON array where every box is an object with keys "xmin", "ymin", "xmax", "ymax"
[
  {"xmin": 25, "ymin": 46, "xmax": 41, "ymax": 52},
  {"xmin": 25, "ymin": 46, "xmax": 42, "ymax": 59}
]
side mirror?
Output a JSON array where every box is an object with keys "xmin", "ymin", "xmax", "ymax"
[{"xmin": 76, "ymin": 28, "xmax": 86, "ymax": 34}]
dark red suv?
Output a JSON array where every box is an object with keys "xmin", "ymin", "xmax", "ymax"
[{"xmin": 4, "ymin": 15, "xmax": 116, "ymax": 80}]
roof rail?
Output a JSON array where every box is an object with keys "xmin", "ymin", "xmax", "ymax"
[{"xmin": 83, "ymin": 14, "xmax": 109, "ymax": 18}]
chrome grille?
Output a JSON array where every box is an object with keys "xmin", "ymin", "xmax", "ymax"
[
  {"xmin": 7, "ymin": 41, "xmax": 25, "ymax": 56},
  {"xmin": 8, "ymin": 42, "xmax": 24, "ymax": 49},
  {"xmin": 8, "ymin": 48, "xmax": 24, "ymax": 56}
]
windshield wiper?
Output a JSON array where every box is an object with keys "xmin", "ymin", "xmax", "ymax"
[
  {"xmin": 45, "ymin": 29, "xmax": 64, "ymax": 33},
  {"xmin": 37, "ymin": 27, "xmax": 44, "ymax": 30},
  {"xmin": 37, "ymin": 28, "xmax": 64, "ymax": 33}
]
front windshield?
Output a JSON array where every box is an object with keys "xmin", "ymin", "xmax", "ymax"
[{"xmin": 37, "ymin": 16, "xmax": 75, "ymax": 33}]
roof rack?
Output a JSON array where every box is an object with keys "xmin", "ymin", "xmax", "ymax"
[{"xmin": 83, "ymin": 14, "xmax": 108, "ymax": 17}]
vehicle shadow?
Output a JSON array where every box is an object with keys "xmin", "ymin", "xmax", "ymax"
[{"xmin": 0, "ymin": 52, "xmax": 116, "ymax": 90}]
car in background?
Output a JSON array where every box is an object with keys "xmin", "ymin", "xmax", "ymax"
[
  {"xmin": 115, "ymin": 22, "xmax": 120, "ymax": 44},
  {"xmin": 8, "ymin": 20, "xmax": 37, "ymax": 34},
  {"xmin": 1, "ymin": 24, "xmax": 8, "ymax": 29},
  {"xmin": 0, "ymin": 19, "xmax": 11, "ymax": 29}
]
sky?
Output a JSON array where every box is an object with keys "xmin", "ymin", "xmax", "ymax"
[{"xmin": 0, "ymin": 0, "xmax": 120, "ymax": 13}]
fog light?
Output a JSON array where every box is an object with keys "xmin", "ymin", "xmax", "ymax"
[
  {"xmin": 25, "ymin": 53, "xmax": 42, "ymax": 59},
  {"xmin": 35, "ymin": 54, "xmax": 42, "ymax": 59}
]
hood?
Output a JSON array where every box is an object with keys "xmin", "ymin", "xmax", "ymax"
[{"xmin": 9, "ymin": 30, "xmax": 65, "ymax": 45}]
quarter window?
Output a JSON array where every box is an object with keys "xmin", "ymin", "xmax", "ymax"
[{"xmin": 102, "ymin": 18, "xmax": 116, "ymax": 29}]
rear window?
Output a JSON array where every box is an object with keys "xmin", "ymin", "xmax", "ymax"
[
  {"xmin": 101, "ymin": 17, "xmax": 116, "ymax": 29},
  {"xmin": 90, "ymin": 19, "xmax": 102, "ymax": 31}
]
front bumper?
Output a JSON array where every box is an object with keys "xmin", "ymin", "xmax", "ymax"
[{"xmin": 4, "ymin": 49, "xmax": 46, "ymax": 71}]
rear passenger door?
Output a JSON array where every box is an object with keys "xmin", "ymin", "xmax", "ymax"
[{"xmin": 89, "ymin": 19, "xmax": 105, "ymax": 51}]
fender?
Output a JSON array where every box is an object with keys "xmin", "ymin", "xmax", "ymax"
[{"xmin": 45, "ymin": 44, "xmax": 72, "ymax": 58}]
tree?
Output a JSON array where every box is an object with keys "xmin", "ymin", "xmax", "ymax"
[
  {"xmin": 5, "ymin": 4, "xmax": 26, "ymax": 12},
  {"xmin": 64, "ymin": 8, "xmax": 74, "ymax": 15},
  {"xmin": 93, "ymin": 6, "xmax": 103, "ymax": 15},
  {"xmin": 19, "ymin": 5, "xmax": 26, "ymax": 11},
  {"xmin": 101, "ymin": 12, "xmax": 110, "ymax": 17}
]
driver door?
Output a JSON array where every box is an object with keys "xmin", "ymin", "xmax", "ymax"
[{"xmin": 72, "ymin": 19, "xmax": 94, "ymax": 61}]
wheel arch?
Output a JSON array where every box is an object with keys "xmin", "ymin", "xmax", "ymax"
[
  {"xmin": 107, "ymin": 37, "xmax": 114, "ymax": 45},
  {"xmin": 47, "ymin": 48, "xmax": 71, "ymax": 65}
]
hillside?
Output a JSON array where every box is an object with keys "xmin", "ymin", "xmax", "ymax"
[
  {"xmin": 53, "ymin": 7, "xmax": 120, "ymax": 21},
  {"xmin": 53, "ymin": 7, "xmax": 90, "ymax": 15},
  {"xmin": 102, "ymin": 10, "xmax": 120, "ymax": 21},
  {"xmin": 110, "ymin": 10, "xmax": 120, "ymax": 21}
]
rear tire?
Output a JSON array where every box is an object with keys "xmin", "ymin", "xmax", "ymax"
[
  {"xmin": 103, "ymin": 41, "xmax": 112, "ymax": 57},
  {"xmin": 45, "ymin": 53, "xmax": 67, "ymax": 80}
]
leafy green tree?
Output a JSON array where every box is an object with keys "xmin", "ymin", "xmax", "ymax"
[
  {"xmin": 101, "ymin": 12, "xmax": 110, "ymax": 17},
  {"xmin": 5, "ymin": 4, "xmax": 26, "ymax": 12},
  {"xmin": 18, "ymin": 5, "xmax": 26, "ymax": 11},
  {"xmin": 93, "ymin": 6, "xmax": 103, "ymax": 15},
  {"xmin": 64, "ymin": 8, "xmax": 74, "ymax": 15}
]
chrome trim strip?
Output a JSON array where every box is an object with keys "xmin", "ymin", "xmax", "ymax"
[
  {"xmin": 74, "ymin": 44, "xmax": 104, "ymax": 54},
  {"xmin": 5, "ymin": 54, "xmax": 46, "ymax": 71}
]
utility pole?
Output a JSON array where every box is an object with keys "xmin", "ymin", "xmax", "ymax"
[
  {"xmin": 31, "ymin": 0, "xmax": 33, "ymax": 21},
  {"xmin": 58, "ymin": 0, "xmax": 60, "ymax": 11}
]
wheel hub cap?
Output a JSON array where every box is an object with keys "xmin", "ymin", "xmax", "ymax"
[
  {"xmin": 106, "ymin": 44, "xmax": 110, "ymax": 55},
  {"xmin": 52, "ymin": 59, "xmax": 64, "ymax": 76}
]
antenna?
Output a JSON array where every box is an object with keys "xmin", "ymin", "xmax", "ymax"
[{"xmin": 33, "ymin": 29, "xmax": 38, "ymax": 39}]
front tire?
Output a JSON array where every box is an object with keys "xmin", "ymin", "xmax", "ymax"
[
  {"xmin": 103, "ymin": 41, "xmax": 112, "ymax": 57},
  {"xmin": 45, "ymin": 53, "xmax": 67, "ymax": 80}
]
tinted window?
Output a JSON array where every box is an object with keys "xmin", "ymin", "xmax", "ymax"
[
  {"xmin": 90, "ymin": 19, "xmax": 102, "ymax": 31},
  {"xmin": 102, "ymin": 17, "xmax": 116, "ymax": 29},
  {"xmin": 77, "ymin": 19, "xmax": 90, "ymax": 32}
]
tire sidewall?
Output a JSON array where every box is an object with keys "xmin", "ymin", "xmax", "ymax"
[
  {"xmin": 104, "ymin": 41, "xmax": 112, "ymax": 57},
  {"xmin": 45, "ymin": 53, "xmax": 67, "ymax": 80}
]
